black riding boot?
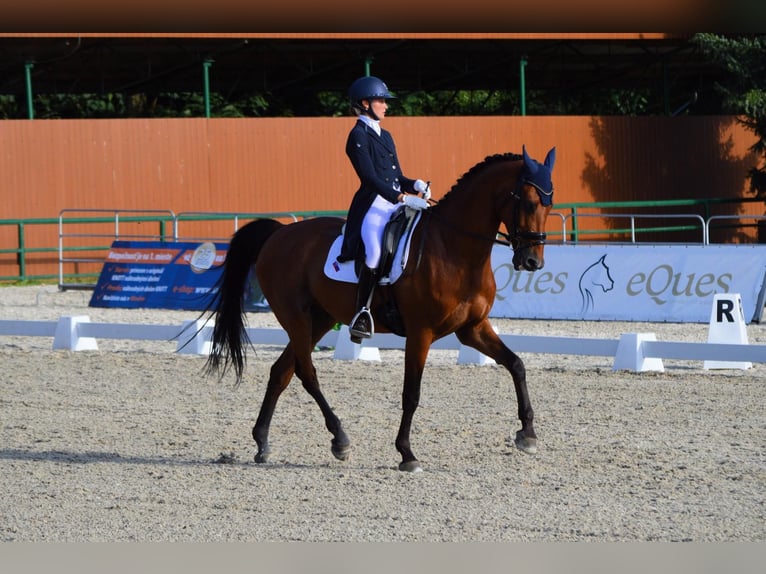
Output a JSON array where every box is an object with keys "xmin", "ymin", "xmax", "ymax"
[{"xmin": 349, "ymin": 265, "xmax": 379, "ymax": 343}]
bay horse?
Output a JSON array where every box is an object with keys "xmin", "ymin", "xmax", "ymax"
[{"xmin": 205, "ymin": 145, "xmax": 556, "ymax": 472}]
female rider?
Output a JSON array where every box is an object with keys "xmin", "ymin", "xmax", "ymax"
[{"xmin": 338, "ymin": 75, "xmax": 430, "ymax": 342}]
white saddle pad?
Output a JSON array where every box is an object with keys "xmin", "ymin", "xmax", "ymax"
[{"xmin": 323, "ymin": 212, "xmax": 422, "ymax": 285}]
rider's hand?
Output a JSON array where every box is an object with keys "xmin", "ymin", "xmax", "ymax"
[
  {"xmin": 402, "ymin": 194, "xmax": 429, "ymax": 211},
  {"xmin": 414, "ymin": 179, "xmax": 431, "ymax": 200}
]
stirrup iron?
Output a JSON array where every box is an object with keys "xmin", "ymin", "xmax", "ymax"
[{"xmin": 349, "ymin": 307, "xmax": 374, "ymax": 343}]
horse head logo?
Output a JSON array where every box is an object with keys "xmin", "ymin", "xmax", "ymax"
[{"xmin": 578, "ymin": 254, "xmax": 614, "ymax": 314}]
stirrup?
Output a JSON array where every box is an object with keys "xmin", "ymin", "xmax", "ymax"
[{"xmin": 349, "ymin": 307, "xmax": 374, "ymax": 342}]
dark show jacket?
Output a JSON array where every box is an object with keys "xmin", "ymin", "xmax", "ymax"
[{"xmin": 339, "ymin": 119, "xmax": 417, "ymax": 263}]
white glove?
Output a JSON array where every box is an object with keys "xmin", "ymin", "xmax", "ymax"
[
  {"xmin": 414, "ymin": 179, "xmax": 431, "ymax": 200},
  {"xmin": 402, "ymin": 194, "xmax": 429, "ymax": 211}
]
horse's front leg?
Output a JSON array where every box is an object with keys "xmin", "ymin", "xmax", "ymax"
[
  {"xmin": 396, "ymin": 336, "xmax": 430, "ymax": 472},
  {"xmin": 456, "ymin": 320, "xmax": 537, "ymax": 454}
]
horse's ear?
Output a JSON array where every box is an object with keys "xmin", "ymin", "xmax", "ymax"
[
  {"xmin": 522, "ymin": 145, "xmax": 538, "ymax": 173},
  {"xmin": 544, "ymin": 147, "xmax": 556, "ymax": 171}
]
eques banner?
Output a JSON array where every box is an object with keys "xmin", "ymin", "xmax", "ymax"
[
  {"xmin": 90, "ymin": 240, "xmax": 228, "ymax": 310},
  {"xmin": 490, "ymin": 244, "xmax": 766, "ymax": 323},
  {"xmin": 91, "ymin": 241, "xmax": 766, "ymax": 321}
]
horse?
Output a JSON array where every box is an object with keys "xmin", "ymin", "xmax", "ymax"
[{"xmin": 204, "ymin": 145, "xmax": 557, "ymax": 472}]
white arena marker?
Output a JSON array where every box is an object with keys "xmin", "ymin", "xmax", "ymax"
[
  {"xmin": 457, "ymin": 345, "xmax": 496, "ymax": 365},
  {"xmin": 613, "ymin": 332, "xmax": 664, "ymax": 372},
  {"xmin": 52, "ymin": 315, "xmax": 98, "ymax": 351},
  {"xmin": 457, "ymin": 323, "xmax": 497, "ymax": 365},
  {"xmin": 176, "ymin": 319, "xmax": 212, "ymax": 355},
  {"xmin": 333, "ymin": 325, "xmax": 381, "ymax": 362},
  {"xmin": 704, "ymin": 293, "xmax": 752, "ymax": 370}
]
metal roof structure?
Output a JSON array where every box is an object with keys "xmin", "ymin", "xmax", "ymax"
[{"xmin": 0, "ymin": 33, "xmax": 739, "ymax": 115}]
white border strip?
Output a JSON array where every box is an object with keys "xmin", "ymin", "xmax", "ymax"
[{"xmin": 2, "ymin": 317, "xmax": 764, "ymax": 372}]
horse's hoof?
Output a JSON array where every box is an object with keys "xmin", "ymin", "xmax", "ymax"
[
  {"xmin": 398, "ymin": 460, "xmax": 423, "ymax": 473},
  {"xmin": 254, "ymin": 451, "xmax": 270, "ymax": 464},
  {"xmin": 514, "ymin": 431, "xmax": 538, "ymax": 455},
  {"xmin": 332, "ymin": 442, "xmax": 351, "ymax": 461}
]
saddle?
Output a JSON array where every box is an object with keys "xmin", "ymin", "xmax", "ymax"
[
  {"xmin": 323, "ymin": 206, "xmax": 423, "ymax": 337},
  {"xmin": 372, "ymin": 206, "xmax": 422, "ymax": 336},
  {"xmin": 376, "ymin": 206, "xmax": 420, "ymax": 283},
  {"xmin": 324, "ymin": 206, "xmax": 422, "ymax": 286}
]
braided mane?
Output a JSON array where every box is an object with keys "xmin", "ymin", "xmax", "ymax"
[{"xmin": 436, "ymin": 152, "xmax": 523, "ymax": 205}]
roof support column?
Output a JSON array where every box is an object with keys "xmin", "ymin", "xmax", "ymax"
[
  {"xmin": 203, "ymin": 59, "xmax": 214, "ymax": 118},
  {"xmin": 662, "ymin": 60, "xmax": 669, "ymax": 115},
  {"xmin": 519, "ymin": 56, "xmax": 527, "ymax": 116},
  {"xmin": 24, "ymin": 62, "xmax": 34, "ymax": 120}
]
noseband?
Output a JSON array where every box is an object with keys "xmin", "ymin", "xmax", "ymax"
[{"xmin": 498, "ymin": 175, "xmax": 553, "ymax": 250}]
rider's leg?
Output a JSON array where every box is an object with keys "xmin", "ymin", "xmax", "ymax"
[
  {"xmin": 349, "ymin": 197, "xmax": 394, "ymax": 342},
  {"xmin": 349, "ymin": 265, "xmax": 379, "ymax": 342}
]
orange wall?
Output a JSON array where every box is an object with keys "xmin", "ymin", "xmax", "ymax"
[
  {"xmin": 1, "ymin": 115, "xmax": 759, "ymax": 217},
  {"xmin": 0, "ymin": 116, "xmax": 760, "ymax": 277}
]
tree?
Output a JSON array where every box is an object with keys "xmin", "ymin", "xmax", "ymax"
[{"xmin": 693, "ymin": 33, "xmax": 766, "ymax": 199}]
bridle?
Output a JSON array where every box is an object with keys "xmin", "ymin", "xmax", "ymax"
[
  {"xmin": 410, "ymin": 170, "xmax": 552, "ymax": 273},
  {"xmin": 418, "ymin": 167, "xmax": 553, "ymax": 252},
  {"xmin": 495, "ymin": 172, "xmax": 553, "ymax": 250}
]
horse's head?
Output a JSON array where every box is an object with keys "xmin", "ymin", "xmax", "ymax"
[{"xmin": 505, "ymin": 145, "xmax": 555, "ymax": 271}]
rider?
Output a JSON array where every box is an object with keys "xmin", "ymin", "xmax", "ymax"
[{"xmin": 338, "ymin": 75, "xmax": 430, "ymax": 342}]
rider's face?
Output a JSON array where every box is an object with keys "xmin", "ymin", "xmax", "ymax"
[{"xmin": 365, "ymin": 98, "xmax": 388, "ymax": 119}]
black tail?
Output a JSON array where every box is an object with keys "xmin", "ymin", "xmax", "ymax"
[{"xmin": 204, "ymin": 218, "xmax": 283, "ymax": 383}]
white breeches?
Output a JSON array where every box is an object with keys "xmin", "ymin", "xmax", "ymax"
[{"xmin": 361, "ymin": 195, "xmax": 399, "ymax": 268}]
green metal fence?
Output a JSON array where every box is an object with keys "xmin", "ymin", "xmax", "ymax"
[{"xmin": 1, "ymin": 197, "xmax": 763, "ymax": 286}]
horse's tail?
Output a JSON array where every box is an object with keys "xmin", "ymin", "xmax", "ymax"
[{"xmin": 204, "ymin": 218, "xmax": 284, "ymax": 384}]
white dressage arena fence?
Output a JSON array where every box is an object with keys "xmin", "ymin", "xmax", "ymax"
[{"xmin": 2, "ymin": 313, "xmax": 765, "ymax": 372}]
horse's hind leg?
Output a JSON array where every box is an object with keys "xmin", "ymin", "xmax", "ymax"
[
  {"xmin": 256, "ymin": 311, "xmax": 350, "ymax": 463},
  {"xmin": 294, "ymin": 314, "xmax": 351, "ymax": 461},
  {"xmin": 456, "ymin": 320, "xmax": 537, "ymax": 455},
  {"xmin": 295, "ymin": 359, "xmax": 351, "ymax": 461},
  {"xmin": 252, "ymin": 348, "xmax": 296, "ymax": 463}
]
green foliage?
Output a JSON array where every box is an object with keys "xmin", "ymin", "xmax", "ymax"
[
  {"xmin": 3, "ymin": 78, "xmax": 655, "ymax": 119},
  {"xmin": 2, "ymin": 91, "xmax": 273, "ymax": 119},
  {"xmin": 0, "ymin": 94, "xmax": 19, "ymax": 118},
  {"xmin": 523, "ymin": 88, "xmax": 652, "ymax": 116},
  {"xmin": 35, "ymin": 93, "xmax": 128, "ymax": 118},
  {"xmin": 316, "ymin": 91, "xmax": 348, "ymax": 117},
  {"xmin": 396, "ymin": 90, "xmax": 517, "ymax": 115},
  {"xmin": 693, "ymin": 33, "xmax": 766, "ymax": 198},
  {"xmin": 317, "ymin": 87, "xmax": 652, "ymax": 117}
]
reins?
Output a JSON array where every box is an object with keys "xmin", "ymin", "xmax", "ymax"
[
  {"xmin": 422, "ymin": 208, "xmax": 513, "ymax": 247},
  {"xmin": 422, "ymin": 171, "xmax": 550, "ymax": 250},
  {"xmin": 409, "ymin": 155, "xmax": 554, "ymax": 271}
]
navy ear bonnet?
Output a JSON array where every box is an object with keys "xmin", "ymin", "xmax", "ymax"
[{"xmin": 521, "ymin": 145, "xmax": 556, "ymax": 206}]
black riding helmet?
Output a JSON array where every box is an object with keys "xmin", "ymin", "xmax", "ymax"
[{"xmin": 348, "ymin": 76, "xmax": 396, "ymax": 120}]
